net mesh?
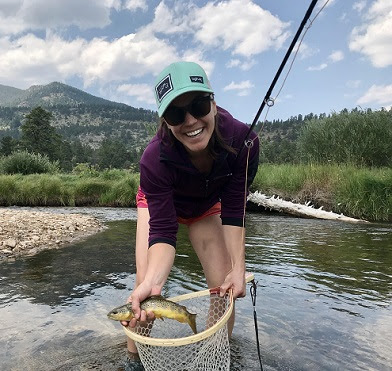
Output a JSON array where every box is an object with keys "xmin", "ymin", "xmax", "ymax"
[{"xmin": 124, "ymin": 289, "xmax": 232, "ymax": 371}]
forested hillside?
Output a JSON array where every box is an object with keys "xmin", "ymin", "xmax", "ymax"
[{"xmin": 1, "ymin": 81, "xmax": 391, "ymax": 172}]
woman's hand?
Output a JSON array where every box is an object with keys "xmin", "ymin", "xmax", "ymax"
[
  {"xmin": 120, "ymin": 282, "xmax": 160, "ymax": 327},
  {"xmin": 219, "ymin": 266, "xmax": 246, "ymax": 300}
]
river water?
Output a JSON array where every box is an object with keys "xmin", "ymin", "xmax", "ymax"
[{"xmin": 0, "ymin": 208, "xmax": 391, "ymax": 371}]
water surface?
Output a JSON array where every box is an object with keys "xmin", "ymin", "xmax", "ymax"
[{"xmin": 0, "ymin": 208, "xmax": 391, "ymax": 370}]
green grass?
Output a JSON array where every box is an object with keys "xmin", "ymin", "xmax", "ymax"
[
  {"xmin": 252, "ymin": 164, "xmax": 392, "ymax": 221},
  {"xmin": 0, "ymin": 170, "xmax": 140, "ymax": 208},
  {"xmin": 0, "ymin": 165, "xmax": 391, "ymax": 222}
]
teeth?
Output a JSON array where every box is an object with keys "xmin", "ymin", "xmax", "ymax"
[{"xmin": 186, "ymin": 128, "xmax": 203, "ymax": 137}]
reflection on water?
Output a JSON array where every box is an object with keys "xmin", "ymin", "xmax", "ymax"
[{"xmin": 0, "ymin": 208, "xmax": 391, "ymax": 370}]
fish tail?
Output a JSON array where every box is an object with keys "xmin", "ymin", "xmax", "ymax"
[{"xmin": 188, "ymin": 313, "xmax": 197, "ymax": 334}]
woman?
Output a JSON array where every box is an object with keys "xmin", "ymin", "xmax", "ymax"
[{"xmin": 123, "ymin": 61, "xmax": 259, "ymax": 368}]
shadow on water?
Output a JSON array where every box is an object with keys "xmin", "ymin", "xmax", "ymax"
[{"xmin": 1, "ymin": 208, "xmax": 392, "ymax": 370}]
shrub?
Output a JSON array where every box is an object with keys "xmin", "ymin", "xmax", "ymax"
[{"xmin": 0, "ymin": 151, "xmax": 60, "ymax": 175}]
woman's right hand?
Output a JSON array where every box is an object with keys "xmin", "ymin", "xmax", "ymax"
[{"xmin": 120, "ymin": 281, "xmax": 160, "ymax": 327}]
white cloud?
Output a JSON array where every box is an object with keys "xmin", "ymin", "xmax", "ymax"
[
  {"xmin": 0, "ymin": 0, "xmax": 117, "ymax": 35},
  {"xmin": 307, "ymin": 63, "xmax": 328, "ymax": 71},
  {"xmin": 191, "ymin": 0, "xmax": 291, "ymax": 57},
  {"xmin": 0, "ymin": 30, "xmax": 179, "ymax": 89},
  {"xmin": 353, "ymin": 1, "xmax": 367, "ymax": 13},
  {"xmin": 117, "ymin": 83, "xmax": 155, "ymax": 104},
  {"xmin": 223, "ymin": 80, "xmax": 254, "ymax": 96},
  {"xmin": 357, "ymin": 84, "xmax": 392, "ymax": 106},
  {"xmin": 226, "ymin": 59, "xmax": 255, "ymax": 71},
  {"xmin": 296, "ymin": 42, "xmax": 319, "ymax": 60},
  {"xmin": 328, "ymin": 50, "xmax": 344, "ymax": 62},
  {"xmin": 349, "ymin": 0, "xmax": 392, "ymax": 67},
  {"xmin": 0, "ymin": 33, "xmax": 86, "ymax": 88},
  {"xmin": 123, "ymin": 0, "xmax": 147, "ymax": 12},
  {"xmin": 145, "ymin": 2, "xmax": 193, "ymax": 35}
]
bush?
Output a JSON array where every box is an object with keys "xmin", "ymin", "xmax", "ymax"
[
  {"xmin": 298, "ymin": 109, "xmax": 392, "ymax": 167},
  {"xmin": 100, "ymin": 173, "xmax": 139, "ymax": 206},
  {"xmin": 0, "ymin": 151, "xmax": 60, "ymax": 175}
]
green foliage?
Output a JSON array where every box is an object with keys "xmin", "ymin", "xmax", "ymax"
[
  {"xmin": 0, "ymin": 151, "xmax": 60, "ymax": 175},
  {"xmin": 97, "ymin": 138, "xmax": 130, "ymax": 169},
  {"xmin": 100, "ymin": 173, "xmax": 139, "ymax": 206},
  {"xmin": 335, "ymin": 167, "xmax": 392, "ymax": 221},
  {"xmin": 0, "ymin": 136, "xmax": 18, "ymax": 156},
  {"xmin": 252, "ymin": 164, "xmax": 392, "ymax": 221},
  {"xmin": 0, "ymin": 175, "xmax": 19, "ymax": 205},
  {"xmin": 298, "ymin": 109, "xmax": 392, "ymax": 167},
  {"xmin": 72, "ymin": 163, "xmax": 100, "ymax": 177},
  {"xmin": 20, "ymin": 106, "xmax": 62, "ymax": 161},
  {"xmin": 73, "ymin": 179, "xmax": 111, "ymax": 206}
]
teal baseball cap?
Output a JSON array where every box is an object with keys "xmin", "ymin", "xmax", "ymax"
[{"xmin": 154, "ymin": 61, "xmax": 214, "ymax": 117}]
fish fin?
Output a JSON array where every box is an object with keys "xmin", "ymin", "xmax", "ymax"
[{"xmin": 188, "ymin": 313, "xmax": 197, "ymax": 334}]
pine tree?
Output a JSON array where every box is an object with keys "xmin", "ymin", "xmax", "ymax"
[{"xmin": 20, "ymin": 106, "xmax": 62, "ymax": 161}]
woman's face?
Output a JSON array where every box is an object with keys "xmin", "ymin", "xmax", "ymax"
[{"xmin": 165, "ymin": 91, "xmax": 217, "ymax": 157}]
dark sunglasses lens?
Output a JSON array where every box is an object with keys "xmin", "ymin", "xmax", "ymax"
[
  {"xmin": 164, "ymin": 107, "xmax": 185, "ymax": 126},
  {"xmin": 190, "ymin": 97, "xmax": 211, "ymax": 118},
  {"xmin": 164, "ymin": 95, "xmax": 212, "ymax": 126}
]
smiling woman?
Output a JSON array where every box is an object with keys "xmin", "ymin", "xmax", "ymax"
[{"xmin": 121, "ymin": 61, "xmax": 260, "ymax": 370}]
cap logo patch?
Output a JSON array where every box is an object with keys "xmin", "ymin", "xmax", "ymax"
[
  {"xmin": 190, "ymin": 76, "xmax": 204, "ymax": 83},
  {"xmin": 155, "ymin": 74, "xmax": 173, "ymax": 102}
]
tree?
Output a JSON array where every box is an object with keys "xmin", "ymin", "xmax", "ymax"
[
  {"xmin": 20, "ymin": 106, "xmax": 62, "ymax": 161},
  {"xmin": 0, "ymin": 136, "xmax": 17, "ymax": 156},
  {"xmin": 97, "ymin": 138, "xmax": 130, "ymax": 169}
]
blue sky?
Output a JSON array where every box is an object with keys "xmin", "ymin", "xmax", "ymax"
[{"xmin": 0, "ymin": 0, "xmax": 391, "ymax": 123}]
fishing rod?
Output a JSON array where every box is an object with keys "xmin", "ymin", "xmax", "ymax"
[
  {"xmin": 243, "ymin": 2, "xmax": 320, "ymax": 370},
  {"xmin": 239, "ymin": 0, "xmax": 319, "ymax": 157}
]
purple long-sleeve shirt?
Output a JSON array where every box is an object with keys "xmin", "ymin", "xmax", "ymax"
[{"xmin": 140, "ymin": 107, "xmax": 259, "ymax": 248}]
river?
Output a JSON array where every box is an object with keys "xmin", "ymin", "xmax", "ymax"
[{"xmin": 0, "ymin": 208, "xmax": 391, "ymax": 370}]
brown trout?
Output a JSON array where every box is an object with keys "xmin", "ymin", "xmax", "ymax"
[{"xmin": 107, "ymin": 295, "xmax": 197, "ymax": 334}]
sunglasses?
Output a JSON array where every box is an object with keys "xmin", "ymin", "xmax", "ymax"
[{"xmin": 163, "ymin": 94, "xmax": 214, "ymax": 126}]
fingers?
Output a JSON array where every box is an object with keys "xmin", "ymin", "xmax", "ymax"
[
  {"xmin": 219, "ymin": 282, "xmax": 231, "ymax": 297},
  {"xmin": 219, "ymin": 279, "xmax": 246, "ymax": 299},
  {"xmin": 131, "ymin": 295, "xmax": 141, "ymax": 320}
]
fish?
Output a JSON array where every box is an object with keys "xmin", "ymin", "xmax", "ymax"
[{"xmin": 107, "ymin": 295, "xmax": 197, "ymax": 334}]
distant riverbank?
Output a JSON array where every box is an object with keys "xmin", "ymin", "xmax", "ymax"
[{"xmin": 0, "ymin": 164, "xmax": 391, "ymax": 222}]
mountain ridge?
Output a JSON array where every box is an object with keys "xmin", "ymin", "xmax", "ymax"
[
  {"xmin": 0, "ymin": 81, "xmax": 158, "ymax": 151},
  {"xmin": 0, "ymin": 81, "xmax": 130, "ymax": 108}
]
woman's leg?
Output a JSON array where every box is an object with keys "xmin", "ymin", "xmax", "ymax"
[
  {"xmin": 187, "ymin": 214, "xmax": 236, "ymax": 336},
  {"xmin": 127, "ymin": 206, "xmax": 150, "ymax": 354}
]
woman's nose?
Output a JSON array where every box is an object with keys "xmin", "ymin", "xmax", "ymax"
[{"xmin": 183, "ymin": 110, "xmax": 197, "ymax": 125}]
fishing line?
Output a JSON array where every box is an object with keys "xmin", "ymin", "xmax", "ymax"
[
  {"xmin": 238, "ymin": 1, "xmax": 332, "ymax": 369},
  {"xmin": 238, "ymin": 0, "xmax": 334, "ymax": 156}
]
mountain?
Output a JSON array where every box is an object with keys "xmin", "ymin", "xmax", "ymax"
[
  {"xmin": 0, "ymin": 81, "xmax": 128, "ymax": 108},
  {"xmin": 0, "ymin": 84, "xmax": 24, "ymax": 105},
  {"xmin": 0, "ymin": 81, "xmax": 158, "ymax": 151}
]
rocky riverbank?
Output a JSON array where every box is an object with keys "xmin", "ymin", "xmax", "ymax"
[{"xmin": 0, "ymin": 208, "xmax": 105, "ymax": 261}]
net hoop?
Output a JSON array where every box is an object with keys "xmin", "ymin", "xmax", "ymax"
[
  {"xmin": 123, "ymin": 287, "xmax": 233, "ymax": 347},
  {"xmin": 123, "ymin": 272, "xmax": 254, "ymax": 347}
]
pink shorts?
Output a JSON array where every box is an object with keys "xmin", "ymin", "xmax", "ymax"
[
  {"xmin": 136, "ymin": 186, "xmax": 148, "ymax": 208},
  {"xmin": 136, "ymin": 186, "xmax": 221, "ymax": 226}
]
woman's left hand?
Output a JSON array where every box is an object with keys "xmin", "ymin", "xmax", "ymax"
[{"xmin": 219, "ymin": 267, "xmax": 246, "ymax": 300}]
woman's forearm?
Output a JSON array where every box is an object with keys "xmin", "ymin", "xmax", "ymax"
[
  {"xmin": 222, "ymin": 225, "xmax": 246, "ymax": 271},
  {"xmin": 143, "ymin": 243, "xmax": 176, "ymax": 291}
]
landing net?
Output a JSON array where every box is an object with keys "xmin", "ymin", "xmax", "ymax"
[{"xmin": 123, "ymin": 274, "xmax": 254, "ymax": 371}]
